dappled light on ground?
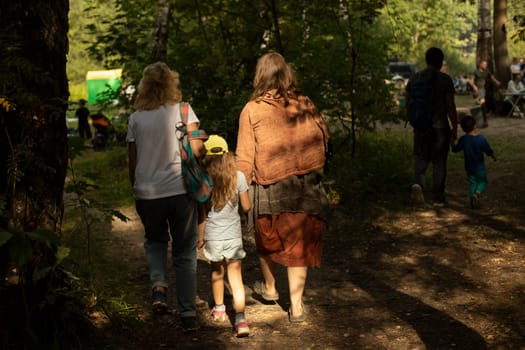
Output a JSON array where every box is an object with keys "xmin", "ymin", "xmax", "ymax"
[{"xmin": 85, "ymin": 118, "xmax": 525, "ymax": 348}]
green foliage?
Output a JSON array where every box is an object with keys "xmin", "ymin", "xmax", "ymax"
[
  {"xmin": 0, "ymin": 219, "xmax": 80, "ymax": 348},
  {"xmin": 69, "ymin": 81, "xmax": 88, "ymax": 101},
  {"xmin": 69, "ymin": 0, "xmax": 525, "ymax": 159},
  {"xmin": 379, "ymin": 0, "xmax": 478, "ymax": 76},
  {"xmin": 327, "ymin": 126, "xmax": 413, "ymax": 203},
  {"xmin": 0, "ymin": 229, "xmax": 13, "ymax": 246},
  {"xmin": 68, "ymin": 0, "xmax": 117, "ymax": 90},
  {"xmin": 59, "ymin": 144, "xmax": 143, "ymax": 343},
  {"xmin": 508, "ymin": 1, "xmax": 525, "ymax": 55},
  {"xmin": 78, "ymin": 0, "xmax": 397, "ymax": 144},
  {"xmin": 68, "ymin": 144, "xmax": 133, "ymax": 206},
  {"xmin": 61, "ymin": 139, "xmax": 131, "ymax": 340}
]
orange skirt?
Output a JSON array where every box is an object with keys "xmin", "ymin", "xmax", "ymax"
[{"xmin": 254, "ymin": 212, "xmax": 323, "ymax": 267}]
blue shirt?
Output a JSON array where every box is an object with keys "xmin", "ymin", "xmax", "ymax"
[{"xmin": 452, "ymin": 134, "xmax": 494, "ymax": 174}]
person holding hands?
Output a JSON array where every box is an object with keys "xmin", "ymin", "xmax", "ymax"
[
  {"xmin": 198, "ymin": 135, "xmax": 252, "ymax": 337},
  {"xmin": 452, "ymin": 115, "xmax": 496, "ymax": 208}
]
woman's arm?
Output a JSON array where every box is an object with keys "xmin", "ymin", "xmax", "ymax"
[{"xmin": 235, "ymin": 105, "xmax": 255, "ymax": 184}]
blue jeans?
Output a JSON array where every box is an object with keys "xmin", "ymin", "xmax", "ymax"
[
  {"xmin": 413, "ymin": 127, "xmax": 450, "ymax": 202},
  {"xmin": 136, "ymin": 195, "xmax": 197, "ymax": 317}
]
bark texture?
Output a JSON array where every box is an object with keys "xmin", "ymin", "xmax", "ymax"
[
  {"xmin": 493, "ymin": 0, "xmax": 510, "ymax": 85},
  {"xmin": 476, "ymin": 0, "xmax": 492, "ymax": 67},
  {"xmin": 152, "ymin": 0, "xmax": 171, "ymax": 62},
  {"xmin": 0, "ymin": 0, "xmax": 69, "ymax": 233}
]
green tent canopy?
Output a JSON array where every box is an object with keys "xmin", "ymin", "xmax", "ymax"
[{"xmin": 86, "ymin": 69, "xmax": 122, "ymax": 105}]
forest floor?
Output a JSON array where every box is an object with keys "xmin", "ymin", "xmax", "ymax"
[{"xmin": 83, "ymin": 115, "xmax": 525, "ymax": 350}]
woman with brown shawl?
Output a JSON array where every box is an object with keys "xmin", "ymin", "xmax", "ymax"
[{"xmin": 236, "ymin": 52, "xmax": 330, "ymax": 322}]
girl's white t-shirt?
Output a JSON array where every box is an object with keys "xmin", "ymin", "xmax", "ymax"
[
  {"xmin": 204, "ymin": 171, "xmax": 249, "ymax": 241},
  {"xmin": 126, "ymin": 103, "xmax": 199, "ymax": 200}
]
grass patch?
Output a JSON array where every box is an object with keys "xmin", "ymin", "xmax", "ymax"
[
  {"xmin": 61, "ymin": 143, "xmax": 142, "ymax": 343},
  {"xmin": 69, "ymin": 143, "xmax": 134, "ymax": 207},
  {"xmin": 63, "ymin": 142, "xmax": 135, "ymax": 285},
  {"xmin": 327, "ymin": 127, "xmax": 413, "ymax": 205}
]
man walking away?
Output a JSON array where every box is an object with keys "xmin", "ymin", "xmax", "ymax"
[{"xmin": 406, "ymin": 47, "xmax": 458, "ymax": 207}]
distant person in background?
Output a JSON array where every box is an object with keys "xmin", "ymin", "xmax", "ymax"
[
  {"xmin": 510, "ymin": 57, "xmax": 521, "ymax": 75},
  {"xmin": 505, "ymin": 73, "xmax": 525, "ymax": 117},
  {"xmin": 470, "ymin": 60, "xmax": 501, "ymax": 126},
  {"xmin": 90, "ymin": 112, "xmax": 111, "ymax": 151},
  {"xmin": 75, "ymin": 99, "xmax": 92, "ymax": 140},
  {"xmin": 520, "ymin": 58, "xmax": 525, "ymax": 84},
  {"xmin": 506, "ymin": 73, "xmax": 525, "ymax": 95}
]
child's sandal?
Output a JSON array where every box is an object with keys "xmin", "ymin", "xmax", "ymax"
[
  {"xmin": 234, "ymin": 320, "xmax": 250, "ymax": 337},
  {"xmin": 210, "ymin": 306, "xmax": 227, "ymax": 321}
]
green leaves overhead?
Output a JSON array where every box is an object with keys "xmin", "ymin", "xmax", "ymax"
[
  {"xmin": 72, "ymin": 0, "xmax": 524, "ymax": 139},
  {"xmin": 380, "ymin": 0, "xmax": 477, "ymax": 72}
]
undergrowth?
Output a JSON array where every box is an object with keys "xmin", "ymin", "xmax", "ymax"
[{"xmin": 327, "ymin": 126, "xmax": 413, "ymax": 206}]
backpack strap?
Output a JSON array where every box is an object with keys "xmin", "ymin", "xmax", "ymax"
[
  {"xmin": 188, "ymin": 129, "xmax": 208, "ymax": 141},
  {"xmin": 180, "ymin": 102, "xmax": 189, "ymax": 125},
  {"xmin": 180, "ymin": 102, "xmax": 208, "ymax": 141}
]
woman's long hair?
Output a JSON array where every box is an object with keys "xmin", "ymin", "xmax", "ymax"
[
  {"xmin": 202, "ymin": 152, "xmax": 238, "ymax": 211},
  {"xmin": 251, "ymin": 52, "xmax": 297, "ymax": 104},
  {"xmin": 134, "ymin": 62, "xmax": 182, "ymax": 110}
]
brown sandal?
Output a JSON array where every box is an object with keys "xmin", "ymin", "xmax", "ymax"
[
  {"xmin": 288, "ymin": 303, "xmax": 307, "ymax": 322},
  {"xmin": 253, "ymin": 280, "xmax": 279, "ymax": 301}
]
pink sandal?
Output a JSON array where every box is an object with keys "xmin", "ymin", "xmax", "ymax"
[{"xmin": 210, "ymin": 306, "xmax": 227, "ymax": 321}]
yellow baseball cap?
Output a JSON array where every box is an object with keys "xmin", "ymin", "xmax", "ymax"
[{"xmin": 204, "ymin": 135, "xmax": 228, "ymax": 155}]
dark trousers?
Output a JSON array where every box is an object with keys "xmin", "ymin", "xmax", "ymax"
[{"xmin": 413, "ymin": 127, "xmax": 450, "ymax": 202}]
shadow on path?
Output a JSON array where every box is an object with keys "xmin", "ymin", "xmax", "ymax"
[{"xmin": 350, "ymin": 265, "xmax": 487, "ymax": 350}]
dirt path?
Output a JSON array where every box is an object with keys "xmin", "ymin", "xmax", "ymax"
[{"xmin": 104, "ymin": 117, "xmax": 525, "ymax": 349}]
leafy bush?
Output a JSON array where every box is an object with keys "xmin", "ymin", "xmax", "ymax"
[{"xmin": 326, "ymin": 126, "xmax": 413, "ymax": 204}]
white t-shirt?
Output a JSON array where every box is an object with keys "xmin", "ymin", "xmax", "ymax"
[
  {"xmin": 126, "ymin": 103, "xmax": 199, "ymax": 200},
  {"xmin": 204, "ymin": 171, "xmax": 249, "ymax": 241}
]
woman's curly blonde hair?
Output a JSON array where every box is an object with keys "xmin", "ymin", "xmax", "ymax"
[{"xmin": 134, "ymin": 62, "xmax": 182, "ymax": 110}]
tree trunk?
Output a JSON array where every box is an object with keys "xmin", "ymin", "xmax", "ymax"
[
  {"xmin": 476, "ymin": 0, "xmax": 492, "ymax": 67},
  {"xmin": 0, "ymin": 0, "xmax": 68, "ymax": 289},
  {"xmin": 1, "ymin": 1, "xmax": 70, "ymax": 343},
  {"xmin": 152, "ymin": 0, "xmax": 171, "ymax": 62},
  {"xmin": 493, "ymin": 0, "xmax": 509, "ymax": 85},
  {"xmin": 269, "ymin": 0, "xmax": 284, "ymax": 55},
  {"xmin": 0, "ymin": 0, "xmax": 69, "ymax": 233}
]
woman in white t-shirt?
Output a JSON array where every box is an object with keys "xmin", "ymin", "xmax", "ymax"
[
  {"xmin": 197, "ymin": 135, "xmax": 252, "ymax": 337},
  {"xmin": 126, "ymin": 62, "xmax": 203, "ymax": 332}
]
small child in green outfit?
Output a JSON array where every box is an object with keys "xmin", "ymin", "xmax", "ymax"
[{"xmin": 452, "ymin": 115, "xmax": 496, "ymax": 208}]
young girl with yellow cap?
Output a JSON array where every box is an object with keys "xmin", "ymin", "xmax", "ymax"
[{"xmin": 198, "ymin": 135, "xmax": 252, "ymax": 337}]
